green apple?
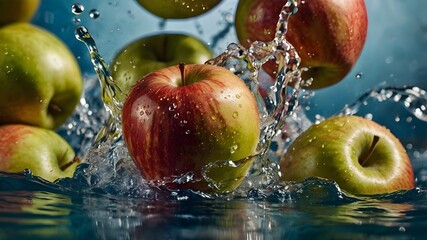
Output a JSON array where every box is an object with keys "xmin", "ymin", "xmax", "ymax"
[
  {"xmin": 0, "ymin": 23, "xmax": 83, "ymax": 129},
  {"xmin": 122, "ymin": 64, "xmax": 260, "ymax": 193},
  {"xmin": 0, "ymin": 0, "xmax": 40, "ymax": 26},
  {"xmin": 111, "ymin": 33, "xmax": 213, "ymax": 103},
  {"xmin": 136, "ymin": 0, "xmax": 223, "ymax": 19},
  {"xmin": 0, "ymin": 124, "xmax": 80, "ymax": 182},
  {"xmin": 279, "ymin": 115, "xmax": 415, "ymax": 195}
]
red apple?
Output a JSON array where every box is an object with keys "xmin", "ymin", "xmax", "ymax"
[
  {"xmin": 110, "ymin": 33, "xmax": 213, "ymax": 103},
  {"xmin": 234, "ymin": 0, "xmax": 368, "ymax": 89},
  {"xmin": 121, "ymin": 64, "xmax": 260, "ymax": 193},
  {"xmin": 279, "ymin": 116, "xmax": 414, "ymax": 195}
]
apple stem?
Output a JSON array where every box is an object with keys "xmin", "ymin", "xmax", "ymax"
[
  {"xmin": 60, "ymin": 156, "xmax": 81, "ymax": 171},
  {"xmin": 179, "ymin": 63, "xmax": 186, "ymax": 85},
  {"xmin": 359, "ymin": 135, "xmax": 380, "ymax": 167}
]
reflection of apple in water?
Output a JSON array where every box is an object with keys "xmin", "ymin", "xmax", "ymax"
[
  {"xmin": 0, "ymin": 23, "xmax": 83, "ymax": 129},
  {"xmin": 0, "ymin": 0, "xmax": 40, "ymax": 26},
  {"xmin": 111, "ymin": 33, "xmax": 213, "ymax": 102},
  {"xmin": 136, "ymin": 0, "xmax": 223, "ymax": 19},
  {"xmin": 122, "ymin": 64, "xmax": 260, "ymax": 193},
  {"xmin": 0, "ymin": 191, "xmax": 75, "ymax": 239},
  {"xmin": 235, "ymin": 0, "xmax": 368, "ymax": 89},
  {"xmin": 0, "ymin": 124, "xmax": 80, "ymax": 182},
  {"xmin": 279, "ymin": 116, "xmax": 414, "ymax": 195}
]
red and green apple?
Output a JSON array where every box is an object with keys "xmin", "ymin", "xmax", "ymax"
[
  {"xmin": 0, "ymin": 0, "xmax": 40, "ymax": 26},
  {"xmin": 121, "ymin": 64, "xmax": 260, "ymax": 193},
  {"xmin": 111, "ymin": 33, "xmax": 213, "ymax": 102},
  {"xmin": 0, "ymin": 23, "xmax": 83, "ymax": 129},
  {"xmin": 234, "ymin": 0, "xmax": 368, "ymax": 89},
  {"xmin": 279, "ymin": 115, "xmax": 415, "ymax": 195},
  {"xmin": 136, "ymin": 0, "xmax": 223, "ymax": 19},
  {"xmin": 0, "ymin": 124, "xmax": 80, "ymax": 182}
]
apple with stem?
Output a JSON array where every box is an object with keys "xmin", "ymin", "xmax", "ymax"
[
  {"xmin": 0, "ymin": 0, "xmax": 40, "ymax": 26},
  {"xmin": 0, "ymin": 124, "xmax": 81, "ymax": 182},
  {"xmin": 234, "ymin": 0, "xmax": 368, "ymax": 89},
  {"xmin": 122, "ymin": 63, "xmax": 260, "ymax": 193},
  {"xmin": 111, "ymin": 33, "xmax": 213, "ymax": 103},
  {"xmin": 279, "ymin": 115, "xmax": 415, "ymax": 195},
  {"xmin": 0, "ymin": 23, "xmax": 83, "ymax": 129},
  {"xmin": 136, "ymin": 0, "xmax": 223, "ymax": 19}
]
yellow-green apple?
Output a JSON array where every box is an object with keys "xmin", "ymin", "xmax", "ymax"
[
  {"xmin": 121, "ymin": 64, "xmax": 260, "ymax": 193},
  {"xmin": 0, "ymin": 124, "xmax": 81, "ymax": 182},
  {"xmin": 279, "ymin": 115, "xmax": 415, "ymax": 195},
  {"xmin": 0, "ymin": 0, "xmax": 40, "ymax": 26},
  {"xmin": 136, "ymin": 0, "xmax": 223, "ymax": 19},
  {"xmin": 111, "ymin": 33, "xmax": 213, "ymax": 103},
  {"xmin": 234, "ymin": 0, "xmax": 368, "ymax": 89},
  {"xmin": 0, "ymin": 23, "xmax": 83, "ymax": 129}
]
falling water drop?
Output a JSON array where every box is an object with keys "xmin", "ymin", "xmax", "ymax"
[
  {"xmin": 89, "ymin": 9, "xmax": 100, "ymax": 19},
  {"xmin": 71, "ymin": 3, "xmax": 85, "ymax": 15}
]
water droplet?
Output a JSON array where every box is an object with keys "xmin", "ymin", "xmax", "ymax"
[
  {"xmin": 71, "ymin": 3, "xmax": 85, "ymax": 15},
  {"xmin": 355, "ymin": 72, "xmax": 363, "ymax": 79},
  {"xmin": 72, "ymin": 17, "xmax": 81, "ymax": 24},
  {"xmin": 168, "ymin": 103, "xmax": 177, "ymax": 111},
  {"xmin": 230, "ymin": 145, "xmax": 239, "ymax": 154},
  {"xmin": 179, "ymin": 120, "xmax": 187, "ymax": 127},
  {"xmin": 89, "ymin": 9, "xmax": 100, "ymax": 19}
]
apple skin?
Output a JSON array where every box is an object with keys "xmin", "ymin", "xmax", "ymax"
[
  {"xmin": 122, "ymin": 64, "xmax": 260, "ymax": 193},
  {"xmin": 0, "ymin": 23, "xmax": 83, "ymax": 129},
  {"xmin": 234, "ymin": 0, "xmax": 368, "ymax": 89},
  {"xmin": 0, "ymin": 0, "xmax": 40, "ymax": 26},
  {"xmin": 136, "ymin": 0, "xmax": 223, "ymax": 19},
  {"xmin": 0, "ymin": 124, "xmax": 80, "ymax": 182},
  {"xmin": 111, "ymin": 33, "xmax": 213, "ymax": 103},
  {"xmin": 279, "ymin": 115, "xmax": 415, "ymax": 195}
]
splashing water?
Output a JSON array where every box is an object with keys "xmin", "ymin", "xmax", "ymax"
[
  {"xmin": 339, "ymin": 86, "xmax": 427, "ymax": 122},
  {"xmin": 73, "ymin": 0, "xmax": 304, "ymax": 192},
  {"xmin": 206, "ymin": 0, "xmax": 303, "ymax": 187},
  {"xmin": 72, "ymin": 0, "xmax": 427, "ymax": 195},
  {"xmin": 74, "ymin": 25, "xmax": 123, "ymax": 144}
]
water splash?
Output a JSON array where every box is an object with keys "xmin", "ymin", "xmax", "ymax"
[
  {"xmin": 339, "ymin": 86, "xmax": 427, "ymax": 122},
  {"xmin": 206, "ymin": 0, "xmax": 303, "ymax": 187},
  {"xmin": 69, "ymin": 0, "xmax": 307, "ymax": 192},
  {"xmin": 74, "ymin": 26, "xmax": 123, "ymax": 144}
]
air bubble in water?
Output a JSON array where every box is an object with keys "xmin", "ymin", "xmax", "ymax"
[{"xmin": 71, "ymin": 3, "xmax": 85, "ymax": 15}]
